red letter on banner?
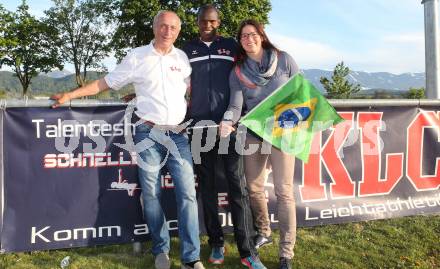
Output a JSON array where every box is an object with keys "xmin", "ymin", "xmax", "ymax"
[
  {"xmin": 300, "ymin": 132, "xmax": 326, "ymax": 201},
  {"xmin": 300, "ymin": 112, "xmax": 355, "ymax": 201},
  {"xmin": 322, "ymin": 112, "xmax": 356, "ymax": 199},
  {"xmin": 407, "ymin": 111, "xmax": 440, "ymax": 190},
  {"xmin": 358, "ymin": 112, "xmax": 404, "ymax": 196}
]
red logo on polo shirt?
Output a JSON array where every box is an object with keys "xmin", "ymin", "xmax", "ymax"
[
  {"xmin": 170, "ymin": 66, "xmax": 181, "ymax": 72},
  {"xmin": 217, "ymin": 48, "xmax": 231, "ymax": 55}
]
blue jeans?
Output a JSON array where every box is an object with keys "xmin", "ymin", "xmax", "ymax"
[{"xmin": 134, "ymin": 123, "xmax": 200, "ymax": 263}]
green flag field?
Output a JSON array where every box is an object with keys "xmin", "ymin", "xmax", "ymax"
[{"xmin": 240, "ymin": 74, "xmax": 343, "ymax": 163}]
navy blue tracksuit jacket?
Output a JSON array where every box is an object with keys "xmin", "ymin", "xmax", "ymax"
[{"xmin": 182, "ymin": 36, "xmax": 238, "ymax": 124}]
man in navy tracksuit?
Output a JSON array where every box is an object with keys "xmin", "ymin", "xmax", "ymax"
[{"xmin": 183, "ymin": 4, "xmax": 266, "ymax": 269}]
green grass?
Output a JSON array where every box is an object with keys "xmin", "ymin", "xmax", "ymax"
[{"xmin": 1, "ymin": 215, "xmax": 439, "ymax": 269}]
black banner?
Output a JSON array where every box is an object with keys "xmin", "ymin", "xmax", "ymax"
[
  {"xmin": 1, "ymin": 107, "xmax": 148, "ymax": 252},
  {"xmin": 0, "ymin": 106, "xmax": 439, "ymax": 252},
  {"xmin": 292, "ymin": 107, "xmax": 440, "ymax": 227}
]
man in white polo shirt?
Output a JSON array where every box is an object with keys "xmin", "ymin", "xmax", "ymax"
[{"xmin": 51, "ymin": 10, "xmax": 204, "ymax": 269}]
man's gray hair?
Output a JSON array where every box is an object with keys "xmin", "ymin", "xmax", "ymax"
[{"xmin": 153, "ymin": 10, "xmax": 181, "ymax": 28}]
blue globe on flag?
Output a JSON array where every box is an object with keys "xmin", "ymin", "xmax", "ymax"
[{"xmin": 277, "ymin": 107, "xmax": 312, "ymax": 128}]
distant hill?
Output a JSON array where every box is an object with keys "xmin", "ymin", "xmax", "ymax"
[
  {"xmin": 40, "ymin": 70, "xmax": 73, "ymax": 79},
  {"xmin": 0, "ymin": 69, "xmax": 425, "ymax": 97},
  {"xmin": 0, "ymin": 71, "xmax": 104, "ymax": 94},
  {"xmin": 302, "ymin": 69, "xmax": 425, "ymax": 93}
]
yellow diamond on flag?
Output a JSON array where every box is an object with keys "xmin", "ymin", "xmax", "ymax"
[
  {"xmin": 272, "ymin": 98, "xmax": 318, "ymax": 137},
  {"xmin": 239, "ymin": 74, "xmax": 344, "ymax": 163}
]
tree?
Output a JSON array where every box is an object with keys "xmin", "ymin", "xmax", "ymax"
[
  {"xmin": 110, "ymin": 0, "xmax": 272, "ymax": 60},
  {"xmin": 0, "ymin": 5, "xmax": 14, "ymax": 61},
  {"xmin": 404, "ymin": 87, "xmax": 425, "ymax": 99},
  {"xmin": 0, "ymin": 1, "xmax": 62, "ymax": 96},
  {"xmin": 373, "ymin": 90, "xmax": 393, "ymax": 99},
  {"xmin": 45, "ymin": 0, "xmax": 113, "ymax": 87},
  {"xmin": 320, "ymin": 61, "xmax": 361, "ymax": 99}
]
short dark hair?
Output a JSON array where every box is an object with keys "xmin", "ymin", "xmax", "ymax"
[
  {"xmin": 235, "ymin": 19, "xmax": 279, "ymax": 65},
  {"xmin": 197, "ymin": 4, "xmax": 219, "ymax": 21}
]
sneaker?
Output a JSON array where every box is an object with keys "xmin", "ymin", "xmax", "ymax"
[
  {"xmin": 279, "ymin": 257, "xmax": 292, "ymax": 269},
  {"xmin": 254, "ymin": 234, "xmax": 273, "ymax": 249},
  {"xmin": 155, "ymin": 253, "xmax": 171, "ymax": 269},
  {"xmin": 181, "ymin": 261, "xmax": 205, "ymax": 269},
  {"xmin": 208, "ymin": 246, "xmax": 225, "ymax": 264},
  {"xmin": 240, "ymin": 255, "xmax": 267, "ymax": 269}
]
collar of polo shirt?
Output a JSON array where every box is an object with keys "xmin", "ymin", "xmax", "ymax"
[{"xmin": 151, "ymin": 40, "xmax": 178, "ymax": 56}]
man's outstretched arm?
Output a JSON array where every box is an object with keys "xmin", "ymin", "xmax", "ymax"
[{"xmin": 50, "ymin": 78, "xmax": 109, "ymax": 108}]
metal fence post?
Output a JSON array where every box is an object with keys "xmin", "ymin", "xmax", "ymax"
[
  {"xmin": 132, "ymin": 241, "xmax": 142, "ymax": 255},
  {"xmin": 422, "ymin": 0, "xmax": 440, "ymax": 98}
]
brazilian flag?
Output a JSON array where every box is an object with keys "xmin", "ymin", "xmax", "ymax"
[{"xmin": 239, "ymin": 74, "xmax": 344, "ymax": 163}]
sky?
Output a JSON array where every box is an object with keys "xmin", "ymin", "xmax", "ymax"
[{"xmin": 1, "ymin": 0, "xmax": 435, "ymax": 74}]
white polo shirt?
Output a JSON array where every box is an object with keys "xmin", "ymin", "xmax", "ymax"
[{"xmin": 105, "ymin": 42, "xmax": 191, "ymax": 125}]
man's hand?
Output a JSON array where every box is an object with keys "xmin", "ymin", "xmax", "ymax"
[
  {"xmin": 121, "ymin": 93, "xmax": 136, "ymax": 103},
  {"xmin": 50, "ymin": 92, "xmax": 71, "ymax": 108},
  {"xmin": 49, "ymin": 78, "xmax": 110, "ymax": 108},
  {"xmin": 219, "ymin": 120, "xmax": 235, "ymax": 137}
]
